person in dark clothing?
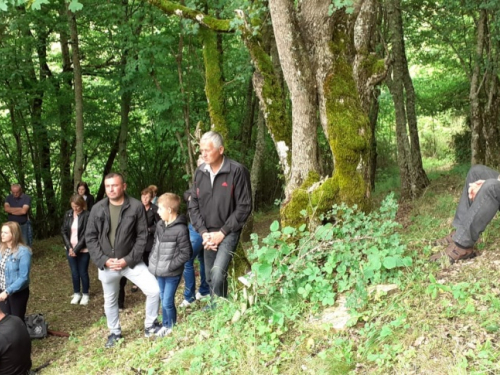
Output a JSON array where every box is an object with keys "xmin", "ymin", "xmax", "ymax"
[
  {"xmin": 189, "ymin": 131, "xmax": 252, "ymax": 298},
  {"xmin": 431, "ymin": 164, "xmax": 500, "ymax": 263},
  {"xmin": 4, "ymin": 184, "xmax": 32, "ymax": 246},
  {"xmin": 85, "ymin": 173, "xmax": 160, "ymax": 348},
  {"xmin": 0, "ymin": 309, "xmax": 32, "ymax": 375},
  {"xmin": 77, "ymin": 182, "xmax": 95, "ymax": 212},
  {"xmin": 148, "ymin": 193, "xmax": 192, "ymax": 337},
  {"xmin": 61, "ymin": 194, "xmax": 91, "ymax": 305},
  {"xmin": 179, "ymin": 188, "xmax": 210, "ymax": 307}
]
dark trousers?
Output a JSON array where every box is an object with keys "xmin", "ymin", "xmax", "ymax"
[
  {"xmin": 67, "ymin": 252, "xmax": 90, "ymax": 294},
  {"xmin": 0, "ymin": 287, "xmax": 30, "ymax": 321},
  {"xmin": 453, "ymin": 164, "xmax": 500, "ymax": 247},
  {"xmin": 118, "ymin": 277, "xmax": 127, "ymax": 308},
  {"xmin": 204, "ymin": 231, "xmax": 240, "ymax": 298}
]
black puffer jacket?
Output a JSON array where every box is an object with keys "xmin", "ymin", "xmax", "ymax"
[
  {"xmin": 61, "ymin": 209, "xmax": 90, "ymax": 254},
  {"xmin": 148, "ymin": 214, "xmax": 193, "ymax": 277}
]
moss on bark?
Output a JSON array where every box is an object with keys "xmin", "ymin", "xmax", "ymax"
[
  {"xmin": 201, "ymin": 28, "xmax": 227, "ymax": 139},
  {"xmin": 148, "ymin": 0, "xmax": 232, "ymax": 32},
  {"xmin": 280, "ymin": 171, "xmax": 320, "ymax": 227}
]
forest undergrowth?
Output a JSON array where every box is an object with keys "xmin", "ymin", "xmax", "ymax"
[{"xmin": 31, "ymin": 163, "xmax": 500, "ymax": 374}]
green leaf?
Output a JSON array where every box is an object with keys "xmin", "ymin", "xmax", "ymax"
[
  {"xmin": 383, "ymin": 256, "xmax": 398, "ymax": 269},
  {"xmin": 282, "ymin": 226, "xmax": 295, "ymax": 235},
  {"xmin": 31, "ymin": 0, "xmax": 49, "ymax": 10},
  {"xmin": 270, "ymin": 220, "xmax": 280, "ymax": 232},
  {"xmin": 68, "ymin": 0, "xmax": 84, "ymax": 12},
  {"xmin": 258, "ymin": 262, "xmax": 273, "ymax": 280}
]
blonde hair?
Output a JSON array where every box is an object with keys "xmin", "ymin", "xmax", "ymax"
[
  {"xmin": 0, "ymin": 222, "xmax": 28, "ymax": 254},
  {"xmin": 157, "ymin": 193, "xmax": 180, "ymax": 214}
]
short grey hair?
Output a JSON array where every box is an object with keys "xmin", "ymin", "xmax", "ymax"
[
  {"xmin": 11, "ymin": 183, "xmax": 22, "ymax": 192},
  {"xmin": 200, "ymin": 131, "xmax": 224, "ymax": 149}
]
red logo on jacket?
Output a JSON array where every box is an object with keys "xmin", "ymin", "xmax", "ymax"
[{"xmin": 222, "ymin": 182, "xmax": 228, "ymax": 187}]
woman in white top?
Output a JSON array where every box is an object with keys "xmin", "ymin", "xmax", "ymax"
[{"xmin": 61, "ymin": 194, "xmax": 91, "ymax": 305}]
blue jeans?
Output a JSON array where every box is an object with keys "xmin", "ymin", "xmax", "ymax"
[
  {"xmin": 20, "ymin": 221, "xmax": 33, "ymax": 247},
  {"xmin": 205, "ymin": 231, "xmax": 241, "ymax": 298},
  {"xmin": 67, "ymin": 252, "xmax": 90, "ymax": 294},
  {"xmin": 453, "ymin": 164, "xmax": 500, "ymax": 247},
  {"xmin": 157, "ymin": 275, "xmax": 182, "ymax": 328},
  {"xmin": 183, "ymin": 224, "xmax": 210, "ymax": 302}
]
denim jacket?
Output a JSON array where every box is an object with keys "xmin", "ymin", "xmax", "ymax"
[{"xmin": 1, "ymin": 245, "xmax": 31, "ymax": 295}]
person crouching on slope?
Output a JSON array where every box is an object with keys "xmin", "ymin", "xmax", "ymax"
[{"xmin": 148, "ymin": 193, "xmax": 193, "ymax": 337}]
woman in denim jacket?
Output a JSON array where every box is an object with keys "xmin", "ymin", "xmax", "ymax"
[{"xmin": 0, "ymin": 221, "xmax": 32, "ymax": 320}]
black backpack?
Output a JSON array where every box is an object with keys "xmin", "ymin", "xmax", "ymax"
[{"xmin": 25, "ymin": 314, "xmax": 48, "ymax": 339}]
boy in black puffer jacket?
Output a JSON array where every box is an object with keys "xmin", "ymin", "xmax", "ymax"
[{"xmin": 148, "ymin": 193, "xmax": 192, "ymax": 337}]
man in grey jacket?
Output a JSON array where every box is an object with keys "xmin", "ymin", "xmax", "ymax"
[{"xmin": 86, "ymin": 172, "xmax": 160, "ymax": 348}]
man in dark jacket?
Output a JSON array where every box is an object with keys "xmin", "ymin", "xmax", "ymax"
[
  {"xmin": 189, "ymin": 131, "xmax": 252, "ymax": 298},
  {"xmin": 0, "ymin": 309, "xmax": 31, "ymax": 375},
  {"xmin": 86, "ymin": 173, "xmax": 160, "ymax": 348}
]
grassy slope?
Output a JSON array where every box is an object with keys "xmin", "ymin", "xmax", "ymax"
[{"xmin": 32, "ymin": 163, "xmax": 500, "ymax": 374}]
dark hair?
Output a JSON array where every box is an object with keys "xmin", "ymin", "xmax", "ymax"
[
  {"xmin": 141, "ymin": 188, "xmax": 153, "ymax": 198},
  {"xmin": 76, "ymin": 181, "xmax": 91, "ymax": 196},
  {"xmin": 104, "ymin": 172, "xmax": 125, "ymax": 183},
  {"xmin": 70, "ymin": 194, "xmax": 87, "ymax": 211}
]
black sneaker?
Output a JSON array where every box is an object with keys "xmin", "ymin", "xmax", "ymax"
[
  {"xmin": 105, "ymin": 333, "xmax": 123, "ymax": 348},
  {"xmin": 144, "ymin": 321, "xmax": 161, "ymax": 337}
]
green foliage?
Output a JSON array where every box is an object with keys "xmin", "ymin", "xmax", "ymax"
[{"xmin": 250, "ymin": 193, "xmax": 412, "ymax": 310}]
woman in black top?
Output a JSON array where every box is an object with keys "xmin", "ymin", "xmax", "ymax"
[
  {"xmin": 76, "ymin": 181, "xmax": 95, "ymax": 212},
  {"xmin": 61, "ymin": 194, "xmax": 90, "ymax": 305}
]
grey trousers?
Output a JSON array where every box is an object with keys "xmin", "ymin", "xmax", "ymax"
[
  {"xmin": 453, "ymin": 164, "xmax": 500, "ymax": 248},
  {"xmin": 98, "ymin": 261, "xmax": 160, "ymax": 335},
  {"xmin": 204, "ymin": 231, "xmax": 241, "ymax": 298}
]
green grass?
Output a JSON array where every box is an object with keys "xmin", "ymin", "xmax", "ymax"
[{"xmin": 33, "ymin": 162, "xmax": 500, "ymax": 374}]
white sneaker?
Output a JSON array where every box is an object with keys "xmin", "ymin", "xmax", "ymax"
[
  {"xmin": 71, "ymin": 293, "xmax": 82, "ymax": 304},
  {"xmin": 196, "ymin": 292, "xmax": 208, "ymax": 300},
  {"xmin": 155, "ymin": 326, "xmax": 172, "ymax": 337},
  {"xmin": 179, "ymin": 299, "xmax": 192, "ymax": 308},
  {"xmin": 80, "ymin": 294, "xmax": 89, "ymax": 305}
]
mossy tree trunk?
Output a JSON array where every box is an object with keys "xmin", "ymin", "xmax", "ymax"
[
  {"xmin": 201, "ymin": 27, "xmax": 228, "ymax": 139},
  {"xmin": 146, "ymin": 0, "xmax": 386, "ymax": 229}
]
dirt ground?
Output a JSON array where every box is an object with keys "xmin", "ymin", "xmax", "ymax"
[{"xmin": 29, "ymin": 209, "xmax": 280, "ymax": 371}]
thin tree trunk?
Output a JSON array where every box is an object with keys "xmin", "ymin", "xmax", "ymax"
[
  {"xmin": 470, "ymin": 9, "xmax": 487, "ymax": 165},
  {"xmin": 387, "ymin": 0, "xmax": 429, "ymax": 199},
  {"xmin": 68, "ymin": 10, "xmax": 84, "ymax": 189},
  {"xmin": 96, "ymin": 135, "xmax": 120, "ymax": 201},
  {"xmin": 59, "ymin": 7, "xmax": 75, "ymax": 208}
]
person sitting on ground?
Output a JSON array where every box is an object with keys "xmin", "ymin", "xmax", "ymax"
[
  {"xmin": 77, "ymin": 181, "xmax": 95, "ymax": 212},
  {"xmin": 430, "ymin": 164, "xmax": 500, "ymax": 263},
  {"xmin": 61, "ymin": 194, "xmax": 91, "ymax": 305},
  {"xmin": 148, "ymin": 193, "xmax": 192, "ymax": 337},
  {"xmin": 148, "ymin": 185, "xmax": 159, "ymax": 205},
  {"xmin": 0, "ymin": 222, "xmax": 32, "ymax": 321},
  {"xmin": 179, "ymin": 188, "xmax": 210, "ymax": 308},
  {"xmin": 0, "ymin": 308, "xmax": 32, "ymax": 375}
]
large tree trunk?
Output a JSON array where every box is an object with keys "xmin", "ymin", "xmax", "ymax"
[
  {"xmin": 269, "ymin": 0, "xmax": 320, "ymax": 199},
  {"xmin": 68, "ymin": 10, "xmax": 85, "ymax": 189}
]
